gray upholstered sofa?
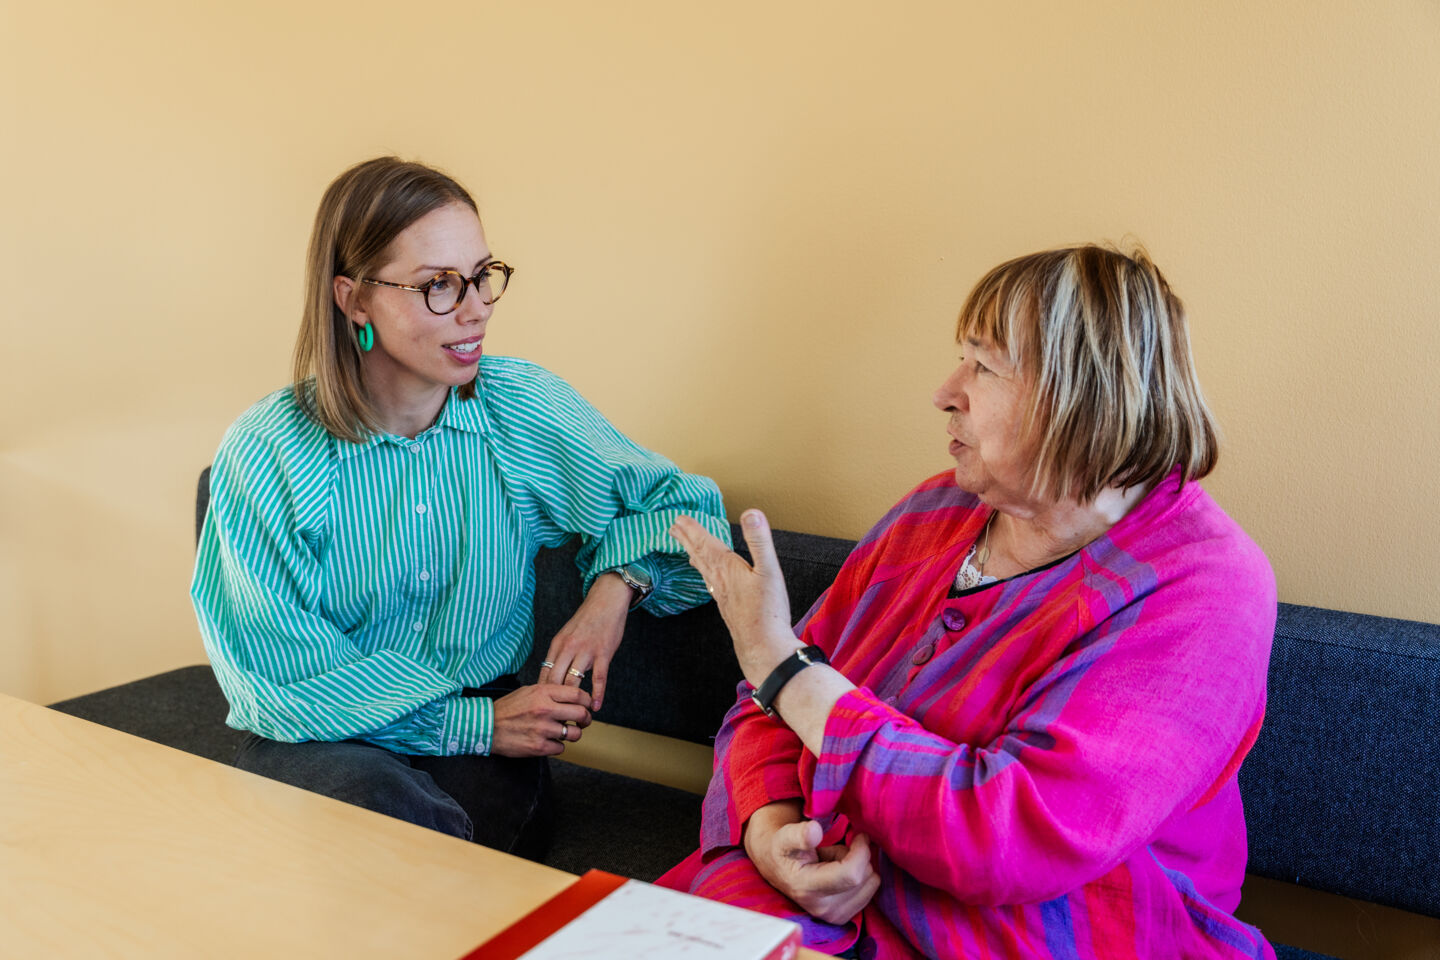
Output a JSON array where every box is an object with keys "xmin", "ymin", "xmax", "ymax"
[{"xmin": 48, "ymin": 471, "xmax": 1440, "ymax": 959}]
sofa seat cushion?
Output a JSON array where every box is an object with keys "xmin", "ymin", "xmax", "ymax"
[
  {"xmin": 548, "ymin": 762, "xmax": 700, "ymax": 881},
  {"xmin": 48, "ymin": 665, "xmax": 245, "ymax": 765}
]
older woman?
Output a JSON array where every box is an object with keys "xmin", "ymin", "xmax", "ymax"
[
  {"xmin": 667, "ymin": 246, "xmax": 1276, "ymax": 959},
  {"xmin": 192, "ymin": 157, "xmax": 728, "ymax": 859}
]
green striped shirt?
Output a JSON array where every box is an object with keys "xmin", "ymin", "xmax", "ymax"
[{"xmin": 191, "ymin": 357, "xmax": 729, "ymax": 756}]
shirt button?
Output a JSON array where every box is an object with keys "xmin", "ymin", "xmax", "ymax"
[
  {"xmin": 415, "ymin": 503, "xmax": 428, "ymax": 515},
  {"xmin": 911, "ymin": 643, "xmax": 935, "ymax": 665},
  {"xmin": 448, "ymin": 739, "xmax": 460, "ymax": 753},
  {"xmin": 941, "ymin": 609, "xmax": 967, "ymax": 631},
  {"xmin": 409, "ymin": 445, "xmax": 423, "ymax": 455},
  {"xmin": 412, "ymin": 621, "xmax": 425, "ymax": 632},
  {"xmin": 418, "ymin": 570, "xmax": 431, "ymax": 582}
]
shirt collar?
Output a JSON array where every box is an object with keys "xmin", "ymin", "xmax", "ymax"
[{"xmin": 334, "ymin": 385, "xmax": 489, "ymax": 459}]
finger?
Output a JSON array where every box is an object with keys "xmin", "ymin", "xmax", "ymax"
[
  {"xmin": 669, "ymin": 517, "xmax": 731, "ymax": 574},
  {"xmin": 537, "ymin": 647, "xmax": 559, "ymax": 685},
  {"xmin": 552, "ymin": 703, "xmax": 593, "ymax": 726},
  {"xmin": 562, "ymin": 661, "xmax": 588, "ymax": 687},
  {"xmin": 543, "ymin": 684, "xmax": 594, "ymax": 710},
  {"xmin": 856, "ymin": 870, "xmax": 882, "ymax": 905},
  {"xmin": 667, "ymin": 515, "xmax": 709, "ymax": 554},
  {"xmin": 739, "ymin": 509, "xmax": 782, "ymax": 579},
  {"xmin": 546, "ymin": 648, "xmax": 575, "ymax": 686},
  {"xmin": 591, "ymin": 660, "xmax": 609, "ymax": 713},
  {"xmin": 835, "ymin": 836, "xmax": 877, "ymax": 883}
]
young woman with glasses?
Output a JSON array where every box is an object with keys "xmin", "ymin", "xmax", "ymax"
[{"xmin": 191, "ymin": 157, "xmax": 729, "ymax": 859}]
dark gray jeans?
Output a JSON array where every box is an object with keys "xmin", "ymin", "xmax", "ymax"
[{"xmin": 233, "ymin": 679, "xmax": 553, "ymax": 861}]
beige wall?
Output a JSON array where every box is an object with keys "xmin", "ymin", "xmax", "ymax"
[{"xmin": 2, "ymin": 1, "xmax": 1438, "ymax": 704}]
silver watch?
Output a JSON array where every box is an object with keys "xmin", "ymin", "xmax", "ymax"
[{"xmin": 608, "ymin": 564, "xmax": 653, "ymax": 610}]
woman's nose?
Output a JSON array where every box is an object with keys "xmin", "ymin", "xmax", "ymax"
[
  {"xmin": 932, "ymin": 366, "xmax": 966, "ymax": 411},
  {"xmin": 456, "ymin": 288, "xmax": 493, "ymax": 323}
]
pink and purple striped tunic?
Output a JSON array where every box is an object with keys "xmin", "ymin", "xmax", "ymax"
[{"xmin": 660, "ymin": 469, "xmax": 1278, "ymax": 958}]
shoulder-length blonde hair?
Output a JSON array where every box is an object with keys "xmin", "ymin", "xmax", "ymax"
[
  {"xmin": 293, "ymin": 157, "xmax": 480, "ymax": 443},
  {"xmin": 957, "ymin": 244, "xmax": 1219, "ymax": 504}
]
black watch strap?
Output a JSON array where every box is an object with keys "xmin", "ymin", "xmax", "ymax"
[{"xmin": 751, "ymin": 645, "xmax": 830, "ymax": 717}]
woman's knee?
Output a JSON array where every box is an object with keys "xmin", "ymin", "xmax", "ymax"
[{"xmin": 234, "ymin": 735, "xmax": 472, "ymax": 839}]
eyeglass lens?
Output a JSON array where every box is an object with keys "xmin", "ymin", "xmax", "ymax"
[{"xmin": 425, "ymin": 265, "xmax": 509, "ymax": 314}]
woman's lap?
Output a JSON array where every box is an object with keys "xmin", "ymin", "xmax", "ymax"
[
  {"xmin": 234, "ymin": 734, "xmax": 553, "ymax": 861},
  {"xmin": 660, "ymin": 846, "xmax": 864, "ymax": 957}
]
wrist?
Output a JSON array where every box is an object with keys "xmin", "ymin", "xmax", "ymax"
[
  {"xmin": 743, "ymin": 800, "xmax": 804, "ymax": 864},
  {"xmin": 750, "ymin": 644, "xmax": 827, "ymax": 716},
  {"xmin": 743, "ymin": 635, "xmax": 807, "ymax": 689},
  {"xmin": 588, "ymin": 571, "xmax": 634, "ymax": 609},
  {"xmin": 600, "ymin": 563, "xmax": 653, "ymax": 611}
]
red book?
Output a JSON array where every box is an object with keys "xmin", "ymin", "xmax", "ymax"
[{"xmin": 462, "ymin": 870, "xmax": 802, "ymax": 960}]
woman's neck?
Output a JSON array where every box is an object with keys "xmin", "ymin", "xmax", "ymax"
[
  {"xmin": 986, "ymin": 484, "xmax": 1148, "ymax": 579},
  {"xmin": 363, "ymin": 367, "xmax": 450, "ymax": 439}
]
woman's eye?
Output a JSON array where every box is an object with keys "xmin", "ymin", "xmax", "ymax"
[{"xmin": 428, "ymin": 275, "xmax": 456, "ymax": 293}]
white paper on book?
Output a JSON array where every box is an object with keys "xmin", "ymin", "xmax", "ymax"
[{"xmin": 517, "ymin": 878, "xmax": 800, "ymax": 960}]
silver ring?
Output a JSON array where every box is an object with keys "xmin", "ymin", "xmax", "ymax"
[
  {"xmin": 567, "ymin": 667, "xmax": 586, "ymax": 679},
  {"xmin": 540, "ymin": 660, "xmax": 555, "ymax": 669},
  {"xmin": 560, "ymin": 723, "xmax": 569, "ymax": 741}
]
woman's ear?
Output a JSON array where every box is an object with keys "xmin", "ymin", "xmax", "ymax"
[{"xmin": 333, "ymin": 275, "xmax": 367, "ymax": 327}]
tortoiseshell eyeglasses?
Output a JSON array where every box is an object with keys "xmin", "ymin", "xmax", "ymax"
[{"xmin": 360, "ymin": 260, "xmax": 514, "ymax": 315}]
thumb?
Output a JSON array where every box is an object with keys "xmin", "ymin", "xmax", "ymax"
[
  {"xmin": 740, "ymin": 509, "xmax": 781, "ymax": 579},
  {"xmin": 778, "ymin": 818, "xmax": 825, "ymax": 859}
]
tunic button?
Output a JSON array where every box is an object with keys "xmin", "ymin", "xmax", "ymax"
[
  {"xmin": 418, "ymin": 570, "xmax": 431, "ymax": 582},
  {"xmin": 412, "ymin": 621, "xmax": 425, "ymax": 632},
  {"xmin": 911, "ymin": 643, "xmax": 935, "ymax": 665},
  {"xmin": 941, "ymin": 609, "xmax": 967, "ymax": 631},
  {"xmin": 415, "ymin": 503, "xmax": 428, "ymax": 515}
]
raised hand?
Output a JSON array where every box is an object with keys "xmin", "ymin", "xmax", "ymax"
[{"xmin": 670, "ymin": 510, "xmax": 800, "ymax": 687}]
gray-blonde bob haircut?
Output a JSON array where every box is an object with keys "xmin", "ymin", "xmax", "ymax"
[
  {"xmin": 957, "ymin": 244, "xmax": 1219, "ymax": 504},
  {"xmin": 293, "ymin": 157, "xmax": 479, "ymax": 443}
]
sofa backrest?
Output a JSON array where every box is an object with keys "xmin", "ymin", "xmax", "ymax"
[{"xmin": 1237, "ymin": 603, "xmax": 1440, "ymax": 917}]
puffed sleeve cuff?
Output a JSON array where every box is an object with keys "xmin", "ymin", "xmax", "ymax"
[
  {"xmin": 805, "ymin": 687, "xmax": 899, "ymax": 822},
  {"xmin": 580, "ymin": 512, "xmax": 732, "ymax": 617},
  {"xmin": 440, "ymin": 695, "xmax": 494, "ymax": 756}
]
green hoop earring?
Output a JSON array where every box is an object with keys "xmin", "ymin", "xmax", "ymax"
[{"xmin": 356, "ymin": 323, "xmax": 374, "ymax": 352}]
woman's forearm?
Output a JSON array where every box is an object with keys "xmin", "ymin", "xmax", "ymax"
[
  {"xmin": 742, "ymin": 798, "xmax": 806, "ymax": 876},
  {"xmin": 769, "ymin": 665, "xmax": 855, "ymax": 756}
]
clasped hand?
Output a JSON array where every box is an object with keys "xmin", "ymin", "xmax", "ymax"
[
  {"xmin": 746, "ymin": 802, "xmax": 880, "ymax": 925},
  {"xmin": 490, "ymin": 683, "xmax": 592, "ymax": 757}
]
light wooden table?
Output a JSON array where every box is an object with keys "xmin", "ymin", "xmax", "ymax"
[{"xmin": 0, "ymin": 694, "xmax": 823, "ymax": 959}]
